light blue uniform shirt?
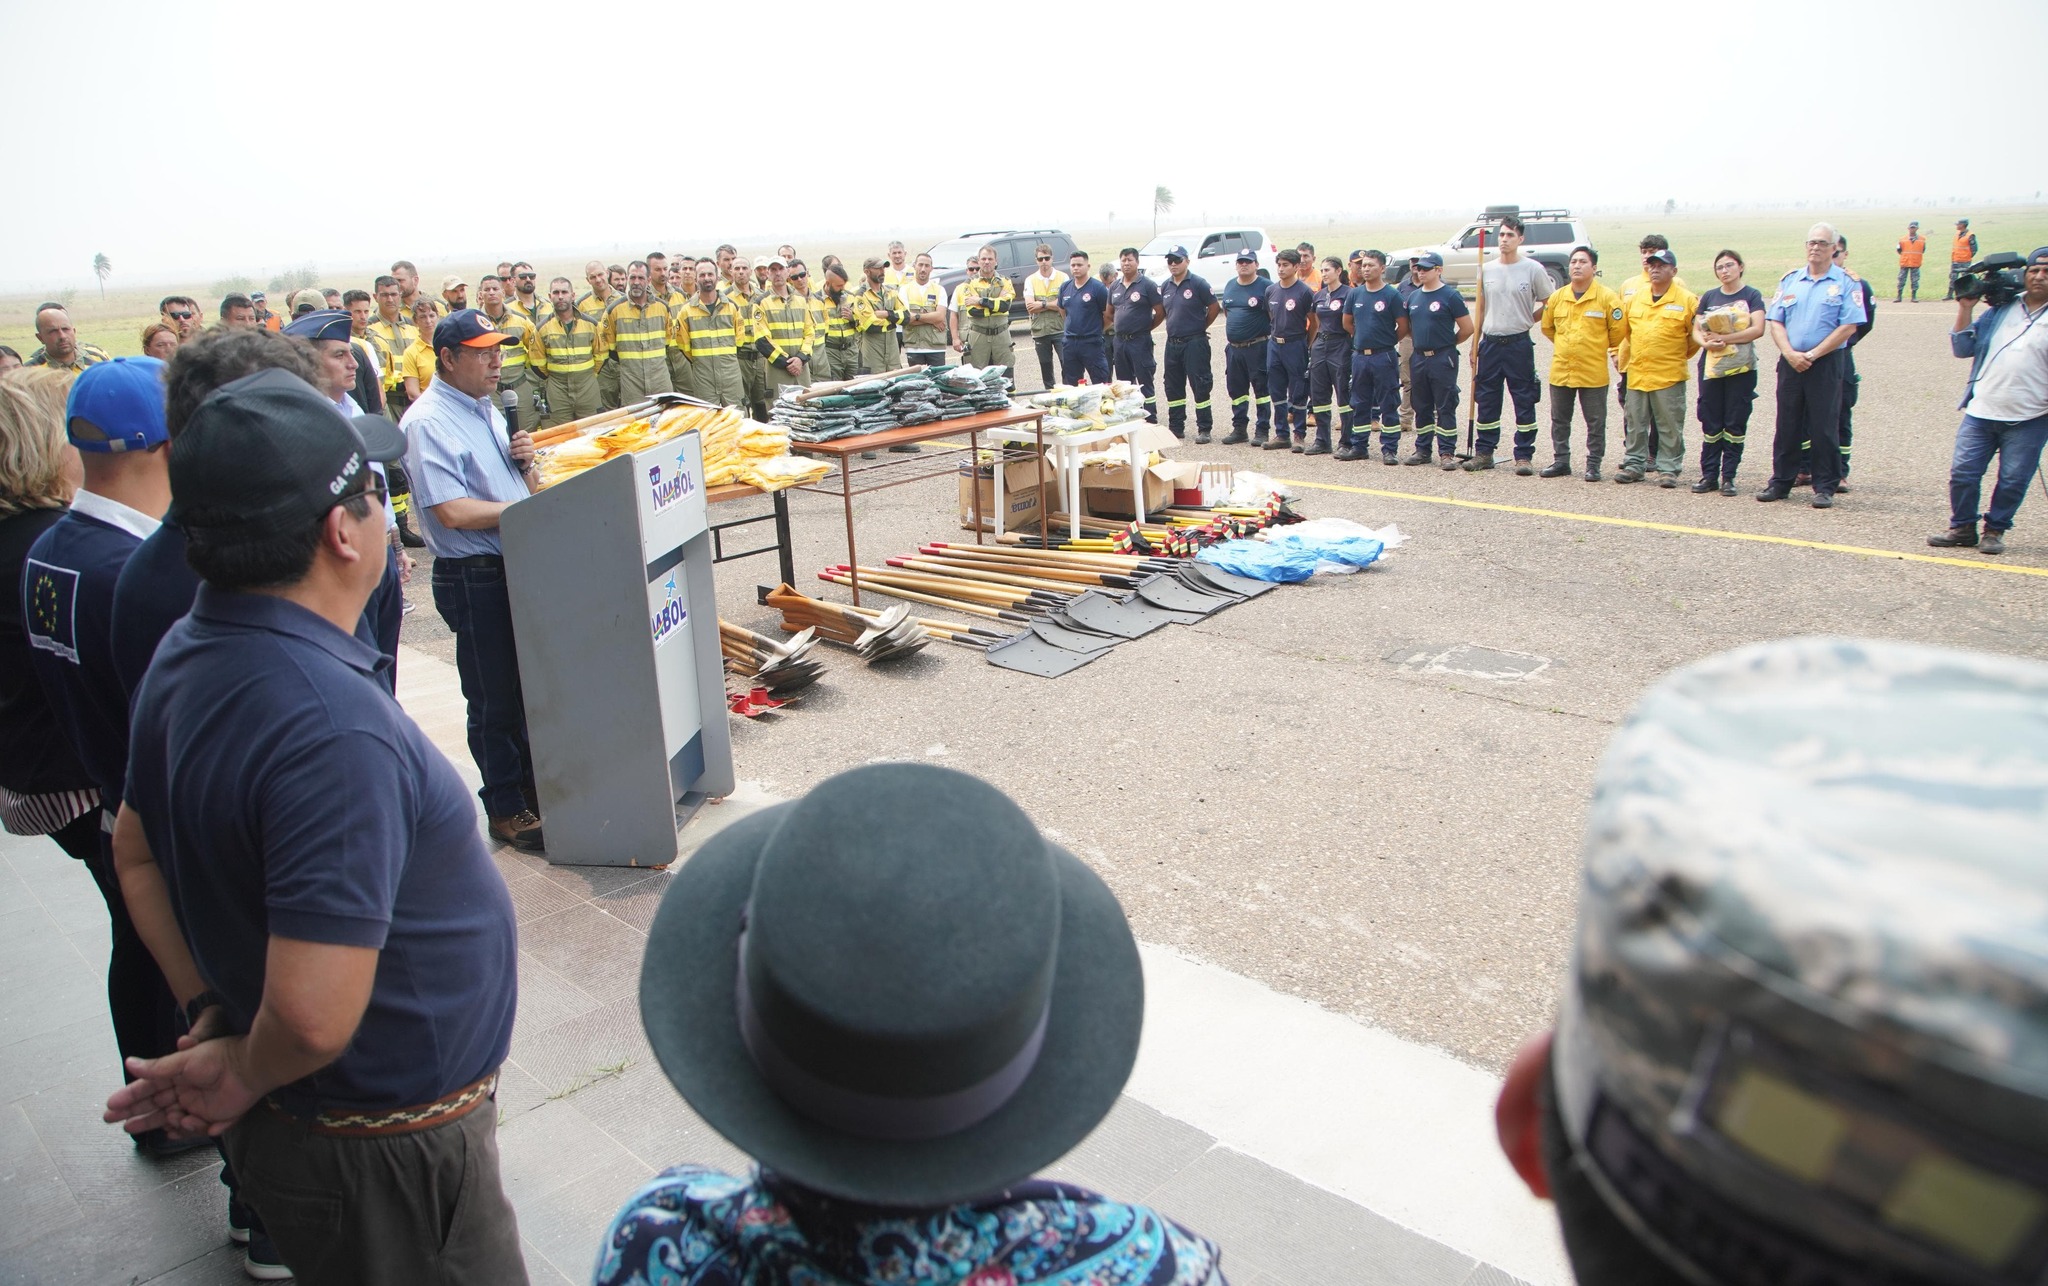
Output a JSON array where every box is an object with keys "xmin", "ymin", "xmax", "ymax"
[
  {"xmin": 402, "ymin": 379, "xmax": 529, "ymax": 558},
  {"xmin": 1765, "ymin": 263, "xmax": 1869, "ymax": 353}
]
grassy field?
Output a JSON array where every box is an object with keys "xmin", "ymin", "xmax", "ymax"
[{"xmin": 8, "ymin": 206, "xmax": 2044, "ymax": 361}]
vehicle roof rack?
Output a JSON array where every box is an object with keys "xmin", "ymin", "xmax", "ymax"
[{"xmin": 1475, "ymin": 207, "xmax": 1572, "ymax": 222}]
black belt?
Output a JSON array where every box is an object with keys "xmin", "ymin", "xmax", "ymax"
[
  {"xmin": 1356, "ymin": 347, "xmax": 1391, "ymax": 355},
  {"xmin": 1417, "ymin": 348, "xmax": 1454, "ymax": 358},
  {"xmin": 439, "ymin": 553, "xmax": 504, "ymax": 568},
  {"xmin": 1165, "ymin": 332, "xmax": 1205, "ymax": 341},
  {"xmin": 969, "ymin": 321, "xmax": 1007, "ymax": 333},
  {"xmin": 1114, "ymin": 332, "xmax": 1151, "ymax": 341},
  {"xmin": 1271, "ymin": 335, "xmax": 1305, "ymax": 345},
  {"xmin": 1227, "ymin": 338, "xmax": 1266, "ymax": 348}
]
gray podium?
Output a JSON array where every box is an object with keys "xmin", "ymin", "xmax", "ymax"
[{"xmin": 500, "ymin": 431, "xmax": 733, "ymax": 867}]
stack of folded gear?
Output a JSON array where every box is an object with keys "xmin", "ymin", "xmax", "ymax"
[{"xmin": 1029, "ymin": 382, "xmax": 1147, "ymax": 434}]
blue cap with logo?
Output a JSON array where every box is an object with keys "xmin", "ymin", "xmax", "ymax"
[
  {"xmin": 65, "ymin": 356, "xmax": 169, "ymax": 454},
  {"xmin": 1557, "ymin": 637, "xmax": 2048, "ymax": 1283},
  {"xmin": 1413, "ymin": 251, "xmax": 1444, "ymax": 270},
  {"xmin": 281, "ymin": 309, "xmax": 354, "ymax": 345},
  {"xmin": 1234, "ymin": 247, "xmax": 1258, "ymax": 262},
  {"xmin": 1163, "ymin": 245, "xmax": 1189, "ymax": 261}
]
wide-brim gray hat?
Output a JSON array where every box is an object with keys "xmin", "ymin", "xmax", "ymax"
[{"xmin": 640, "ymin": 763, "xmax": 1143, "ymax": 1206}]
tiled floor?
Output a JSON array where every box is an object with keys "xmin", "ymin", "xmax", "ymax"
[{"xmin": 0, "ymin": 643, "xmax": 1533, "ymax": 1285}]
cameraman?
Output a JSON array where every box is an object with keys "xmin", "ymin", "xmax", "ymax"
[{"xmin": 1929, "ymin": 247, "xmax": 2048, "ymax": 556}]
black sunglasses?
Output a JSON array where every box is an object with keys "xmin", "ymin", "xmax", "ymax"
[{"xmin": 167, "ymin": 310, "xmax": 194, "ymax": 320}]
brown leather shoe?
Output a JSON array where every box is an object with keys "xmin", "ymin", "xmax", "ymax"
[{"xmin": 489, "ymin": 810, "xmax": 546, "ymax": 852}]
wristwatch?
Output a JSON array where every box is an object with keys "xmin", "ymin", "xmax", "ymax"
[{"xmin": 183, "ymin": 989, "xmax": 224, "ymax": 1028}]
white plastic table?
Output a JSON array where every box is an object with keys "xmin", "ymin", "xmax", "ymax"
[{"xmin": 981, "ymin": 421, "xmax": 1150, "ymax": 538}]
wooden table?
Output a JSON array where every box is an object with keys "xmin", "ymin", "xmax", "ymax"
[
  {"xmin": 705, "ymin": 482, "xmax": 796, "ymax": 586},
  {"xmin": 791, "ymin": 406, "xmax": 1048, "ymax": 604}
]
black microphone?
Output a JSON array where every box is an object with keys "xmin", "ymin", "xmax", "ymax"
[{"xmin": 497, "ymin": 385, "xmax": 520, "ymax": 437}]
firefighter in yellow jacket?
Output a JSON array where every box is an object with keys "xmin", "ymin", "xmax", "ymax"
[
  {"xmin": 1538, "ymin": 245, "xmax": 1627, "ymax": 480},
  {"xmin": 600, "ymin": 261, "xmax": 675, "ymax": 401},
  {"xmin": 673, "ymin": 260, "xmax": 746, "ymax": 408},
  {"xmin": 752, "ymin": 257, "xmax": 813, "ymax": 400},
  {"xmin": 951, "ymin": 246, "xmax": 1017, "ymax": 374},
  {"xmin": 531, "ymin": 276, "xmax": 607, "ymax": 426},
  {"xmin": 809, "ymin": 263, "xmax": 857, "ymax": 382},
  {"xmin": 850, "ymin": 257, "xmax": 905, "ymax": 376}
]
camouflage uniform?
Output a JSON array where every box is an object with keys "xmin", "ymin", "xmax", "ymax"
[{"xmin": 1557, "ymin": 636, "xmax": 2048, "ymax": 1283}]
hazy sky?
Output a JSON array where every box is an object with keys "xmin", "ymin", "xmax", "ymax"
[{"xmin": 4, "ymin": 0, "xmax": 2041, "ymax": 291}]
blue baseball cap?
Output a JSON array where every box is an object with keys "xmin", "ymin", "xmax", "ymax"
[
  {"xmin": 1413, "ymin": 251, "xmax": 1444, "ymax": 270},
  {"xmin": 1163, "ymin": 245, "xmax": 1189, "ymax": 261},
  {"xmin": 430, "ymin": 308, "xmax": 520, "ymax": 355},
  {"xmin": 66, "ymin": 357, "xmax": 169, "ymax": 454},
  {"xmin": 1234, "ymin": 247, "xmax": 1257, "ymax": 262},
  {"xmin": 2028, "ymin": 247, "xmax": 2048, "ymax": 269},
  {"xmin": 281, "ymin": 309, "xmax": 354, "ymax": 345}
]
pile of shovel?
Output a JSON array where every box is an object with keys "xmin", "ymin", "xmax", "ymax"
[
  {"xmin": 811, "ymin": 542, "xmax": 1274, "ymax": 678},
  {"xmin": 757, "ymin": 586, "xmax": 935, "ymax": 660},
  {"xmin": 719, "ymin": 620, "xmax": 826, "ymax": 694}
]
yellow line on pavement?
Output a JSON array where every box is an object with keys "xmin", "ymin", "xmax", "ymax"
[{"xmin": 1279, "ymin": 478, "xmax": 2048, "ymax": 578}]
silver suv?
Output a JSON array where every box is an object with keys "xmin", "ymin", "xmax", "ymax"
[{"xmin": 1388, "ymin": 206, "xmax": 1590, "ymax": 295}]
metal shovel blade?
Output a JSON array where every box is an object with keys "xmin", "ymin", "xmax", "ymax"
[
  {"xmin": 1060, "ymin": 590, "xmax": 1170, "ymax": 639},
  {"xmin": 1190, "ymin": 561, "xmax": 1278, "ymax": 597},
  {"xmin": 1135, "ymin": 574, "xmax": 1229, "ymax": 616},
  {"xmin": 984, "ymin": 629, "xmax": 1103, "ymax": 678},
  {"xmin": 1030, "ymin": 618, "xmax": 1122, "ymax": 653},
  {"xmin": 1174, "ymin": 563, "xmax": 1245, "ymax": 600}
]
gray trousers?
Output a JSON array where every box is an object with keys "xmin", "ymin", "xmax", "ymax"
[
  {"xmin": 1623, "ymin": 383, "xmax": 1687, "ymax": 476},
  {"xmin": 224, "ymin": 1096, "xmax": 527, "ymax": 1286},
  {"xmin": 1548, "ymin": 385, "xmax": 1609, "ymax": 467}
]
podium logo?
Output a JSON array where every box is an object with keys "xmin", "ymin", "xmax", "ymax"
[
  {"xmin": 651, "ymin": 575, "xmax": 688, "ymax": 649},
  {"xmin": 648, "ymin": 448, "xmax": 697, "ymax": 515}
]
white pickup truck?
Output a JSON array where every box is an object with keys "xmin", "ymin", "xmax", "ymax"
[{"xmin": 1388, "ymin": 207, "xmax": 1591, "ymax": 295}]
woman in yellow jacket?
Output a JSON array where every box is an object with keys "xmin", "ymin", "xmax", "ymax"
[
  {"xmin": 1539, "ymin": 245, "xmax": 1627, "ymax": 481},
  {"xmin": 400, "ymin": 298, "xmax": 441, "ymax": 403}
]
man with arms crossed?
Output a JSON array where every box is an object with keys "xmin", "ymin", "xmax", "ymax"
[{"xmin": 105, "ymin": 370, "xmax": 525, "ymax": 1285}]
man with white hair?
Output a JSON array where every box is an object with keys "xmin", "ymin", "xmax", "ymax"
[{"xmin": 1757, "ymin": 222, "xmax": 1867, "ymax": 508}]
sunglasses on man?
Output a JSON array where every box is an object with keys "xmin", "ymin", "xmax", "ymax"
[{"xmin": 168, "ymin": 310, "xmax": 195, "ymax": 320}]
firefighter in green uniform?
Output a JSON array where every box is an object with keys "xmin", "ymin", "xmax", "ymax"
[
  {"xmin": 951, "ymin": 244, "xmax": 1017, "ymax": 375},
  {"xmin": 673, "ymin": 260, "xmax": 746, "ymax": 408},
  {"xmin": 813, "ymin": 263, "xmax": 859, "ymax": 382},
  {"xmin": 478, "ymin": 274, "xmax": 543, "ymax": 429},
  {"xmin": 752, "ymin": 258, "xmax": 814, "ymax": 399},
  {"xmin": 600, "ymin": 261, "xmax": 676, "ymax": 401},
  {"xmin": 577, "ymin": 259, "xmax": 623, "ymax": 409},
  {"xmin": 851, "ymin": 256, "xmax": 905, "ymax": 376},
  {"xmin": 532, "ymin": 276, "xmax": 605, "ymax": 426}
]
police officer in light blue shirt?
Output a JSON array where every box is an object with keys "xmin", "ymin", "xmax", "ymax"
[
  {"xmin": 401, "ymin": 309, "xmax": 547, "ymax": 852},
  {"xmin": 1758, "ymin": 222, "xmax": 1868, "ymax": 508}
]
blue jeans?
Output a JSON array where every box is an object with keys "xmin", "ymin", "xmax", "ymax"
[
  {"xmin": 431, "ymin": 559, "xmax": 535, "ymax": 819},
  {"xmin": 1949, "ymin": 412, "xmax": 2048, "ymax": 532}
]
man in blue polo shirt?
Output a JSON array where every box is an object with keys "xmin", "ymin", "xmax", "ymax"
[
  {"xmin": 1403, "ymin": 252, "xmax": 1473, "ymax": 468},
  {"xmin": 1109, "ymin": 248, "xmax": 1165, "ymax": 421},
  {"xmin": 403, "ymin": 309, "xmax": 543, "ymax": 851},
  {"xmin": 1058, "ymin": 251, "xmax": 1111, "ymax": 384},
  {"xmin": 1264, "ymin": 249, "xmax": 1316, "ymax": 450},
  {"xmin": 1218, "ymin": 249, "xmax": 1271, "ymax": 445},
  {"xmin": 1758, "ymin": 222, "xmax": 1868, "ymax": 508},
  {"xmin": 1158, "ymin": 246, "xmax": 1219, "ymax": 442},
  {"xmin": 1344, "ymin": 250, "xmax": 1408, "ymax": 464},
  {"xmin": 21, "ymin": 357, "xmax": 185, "ymax": 1140},
  {"xmin": 105, "ymin": 370, "xmax": 525, "ymax": 1286}
]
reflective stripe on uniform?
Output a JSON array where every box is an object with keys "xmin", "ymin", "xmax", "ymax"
[
  {"xmin": 535, "ymin": 314, "xmax": 600, "ymax": 374},
  {"xmin": 602, "ymin": 299, "xmax": 673, "ymax": 362}
]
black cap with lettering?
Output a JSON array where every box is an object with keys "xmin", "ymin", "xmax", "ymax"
[{"xmin": 169, "ymin": 369, "xmax": 406, "ymax": 539}]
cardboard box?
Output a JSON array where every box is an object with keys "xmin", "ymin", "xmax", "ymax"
[
  {"xmin": 1079, "ymin": 458, "xmax": 1203, "ymax": 520},
  {"xmin": 958, "ymin": 455, "xmax": 1049, "ymax": 531}
]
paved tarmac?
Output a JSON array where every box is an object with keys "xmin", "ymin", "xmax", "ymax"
[{"xmin": 401, "ymin": 296, "xmax": 2048, "ymax": 1071}]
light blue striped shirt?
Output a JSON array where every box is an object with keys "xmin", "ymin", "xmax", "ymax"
[{"xmin": 401, "ymin": 378, "xmax": 528, "ymax": 558}]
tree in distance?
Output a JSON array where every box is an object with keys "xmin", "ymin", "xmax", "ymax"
[
  {"xmin": 1154, "ymin": 186, "xmax": 1175, "ymax": 235},
  {"xmin": 93, "ymin": 253, "xmax": 112, "ymax": 299}
]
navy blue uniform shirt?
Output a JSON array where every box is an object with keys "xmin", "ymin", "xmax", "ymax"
[
  {"xmin": 1, "ymin": 508, "xmax": 90, "ymax": 795},
  {"xmin": 1058, "ymin": 278, "xmax": 1109, "ymax": 339},
  {"xmin": 1159, "ymin": 273, "xmax": 1217, "ymax": 339},
  {"xmin": 1109, "ymin": 273, "xmax": 1163, "ymax": 336},
  {"xmin": 23, "ymin": 492, "xmax": 157, "ymax": 807},
  {"xmin": 1268, "ymin": 279, "xmax": 1315, "ymax": 340},
  {"xmin": 126, "ymin": 586, "xmax": 517, "ymax": 1113},
  {"xmin": 1407, "ymin": 284, "xmax": 1470, "ymax": 351},
  {"xmin": 112, "ymin": 523, "xmax": 382, "ymax": 704},
  {"xmin": 1313, "ymin": 283, "xmax": 1351, "ymax": 350},
  {"xmin": 1220, "ymin": 277, "xmax": 1271, "ymax": 342},
  {"xmin": 1345, "ymin": 284, "xmax": 1405, "ymax": 350}
]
